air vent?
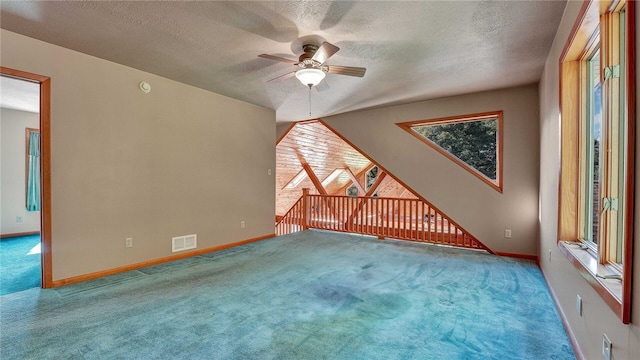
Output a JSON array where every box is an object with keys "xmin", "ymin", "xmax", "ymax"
[{"xmin": 172, "ymin": 234, "xmax": 197, "ymax": 253}]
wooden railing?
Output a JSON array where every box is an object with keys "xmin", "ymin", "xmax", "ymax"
[
  {"xmin": 276, "ymin": 189, "xmax": 492, "ymax": 253},
  {"xmin": 275, "ymin": 196, "xmax": 305, "ymax": 236}
]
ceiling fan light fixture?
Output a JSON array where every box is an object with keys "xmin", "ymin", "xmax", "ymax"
[{"xmin": 295, "ymin": 68, "xmax": 326, "ymax": 87}]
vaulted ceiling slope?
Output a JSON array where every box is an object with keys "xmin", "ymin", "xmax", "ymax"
[
  {"xmin": 0, "ymin": 1, "xmax": 567, "ymax": 122},
  {"xmin": 276, "ymin": 120, "xmax": 416, "ymax": 215}
]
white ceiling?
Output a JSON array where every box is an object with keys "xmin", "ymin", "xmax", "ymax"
[
  {"xmin": 0, "ymin": 1, "xmax": 567, "ymax": 122},
  {"xmin": 0, "ymin": 76, "xmax": 39, "ymax": 113}
]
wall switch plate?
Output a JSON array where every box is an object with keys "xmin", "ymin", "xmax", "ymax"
[
  {"xmin": 268, "ymin": 168, "xmax": 272, "ymax": 176},
  {"xmin": 549, "ymin": 249, "xmax": 552, "ymax": 262},
  {"xmin": 16, "ymin": 216, "xmax": 23, "ymax": 223},
  {"xmin": 240, "ymin": 221, "xmax": 246, "ymax": 229},
  {"xmin": 504, "ymin": 229, "xmax": 512, "ymax": 238},
  {"xmin": 576, "ymin": 295, "xmax": 582, "ymax": 316},
  {"xmin": 125, "ymin": 238, "xmax": 133, "ymax": 248},
  {"xmin": 602, "ymin": 334, "xmax": 612, "ymax": 360}
]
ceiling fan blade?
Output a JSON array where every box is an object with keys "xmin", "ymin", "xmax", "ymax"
[
  {"xmin": 267, "ymin": 71, "xmax": 296, "ymax": 82},
  {"xmin": 315, "ymin": 80, "xmax": 330, "ymax": 92},
  {"xmin": 312, "ymin": 42, "xmax": 340, "ymax": 64},
  {"xmin": 258, "ymin": 54, "xmax": 298, "ymax": 65},
  {"xmin": 326, "ymin": 65, "xmax": 366, "ymax": 77}
]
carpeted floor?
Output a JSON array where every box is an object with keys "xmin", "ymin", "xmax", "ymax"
[
  {"xmin": 0, "ymin": 230, "xmax": 575, "ymax": 359},
  {"xmin": 0, "ymin": 234, "xmax": 41, "ymax": 295}
]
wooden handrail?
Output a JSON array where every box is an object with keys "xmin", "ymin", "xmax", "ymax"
[{"xmin": 276, "ymin": 190, "xmax": 493, "ymax": 253}]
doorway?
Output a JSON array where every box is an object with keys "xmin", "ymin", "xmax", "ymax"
[{"xmin": 0, "ymin": 67, "xmax": 52, "ymax": 291}]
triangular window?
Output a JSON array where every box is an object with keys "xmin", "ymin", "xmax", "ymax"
[
  {"xmin": 365, "ymin": 166, "xmax": 379, "ymax": 197},
  {"xmin": 346, "ymin": 185, "xmax": 358, "ymax": 197},
  {"xmin": 397, "ymin": 111, "xmax": 503, "ymax": 192}
]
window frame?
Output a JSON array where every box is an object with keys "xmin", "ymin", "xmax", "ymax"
[
  {"xmin": 557, "ymin": 0, "xmax": 634, "ymax": 324},
  {"xmin": 365, "ymin": 165, "xmax": 380, "ymax": 197},
  {"xmin": 580, "ymin": 42, "xmax": 602, "ymax": 250},
  {"xmin": 397, "ymin": 111, "xmax": 503, "ymax": 193},
  {"xmin": 365, "ymin": 165, "xmax": 378, "ymax": 190}
]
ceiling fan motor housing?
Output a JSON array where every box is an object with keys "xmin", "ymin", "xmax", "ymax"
[
  {"xmin": 299, "ymin": 44, "xmax": 318, "ymax": 61},
  {"xmin": 298, "ymin": 44, "xmax": 324, "ymax": 70}
]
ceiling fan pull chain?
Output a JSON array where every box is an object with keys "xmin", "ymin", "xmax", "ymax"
[{"xmin": 308, "ymin": 86, "xmax": 312, "ymax": 117}]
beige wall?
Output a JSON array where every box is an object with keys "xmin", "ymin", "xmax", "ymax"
[
  {"xmin": 0, "ymin": 30, "xmax": 276, "ymax": 281},
  {"xmin": 0, "ymin": 108, "xmax": 40, "ymax": 235},
  {"xmin": 323, "ymin": 84, "xmax": 540, "ymax": 255},
  {"xmin": 275, "ymin": 123, "xmax": 292, "ymax": 142},
  {"xmin": 539, "ymin": 2, "xmax": 639, "ymax": 359}
]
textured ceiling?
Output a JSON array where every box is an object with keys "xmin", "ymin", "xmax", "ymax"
[{"xmin": 0, "ymin": 1, "xmax": 566, "ymax": 122}]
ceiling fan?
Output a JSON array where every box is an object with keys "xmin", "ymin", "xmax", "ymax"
[{"xmin": 259, "ymin": 41, "xmax": 366, "ymax": 89}]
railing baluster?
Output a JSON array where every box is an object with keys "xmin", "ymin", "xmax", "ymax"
[
  {"xmin": 322, "ymin": 196, "xmax": 326, "ymax": 230},
  {"xmin": 338, "ymin": 196, "xmax": 343, "ymax": 231},
  {"xmin": 418, "ymin": 201, "xmax": 421, "ymax": 241},
  {"xmin": 359, "ymin": 198, "xmax": 363, "ymax": 234},
  {"xmin": 396, "ymin": 199, "xmax": 400, "ymax": 239},
  {"xmin": 398, "ymin": 199, "xmax": 402, "ymax": 238},
  {"xmin": 412, "ymin": 200, "xmax": 417, "ymax": 240},
  {"xmin": 332, "ymin": 196, "xmax": 336, "ymax": 231},
  {"xmin": 365, "ymin": 198, "xmax": 369, "ymax": 234},
  {"xmin": 338, "ymin": 197, "xmax": 349, "ymax": 231},
  {"xmin": 384, "ymin": 198, "xmax": 388, "ymax": 237},
  {"xmin": 317, "ymin": 196, "xmax": 321, "ymax": 229},
  {"xmin": 371, "ymin": 198, "xmax": 376, "ymax": 236},
  {"xmin": 404, "ymin": 200, "xmax": 411, "ymax": 240},
  {"xmin": 398, "ymin": 199, "xmax": 403, "ymax": 238},
  {"xmin": 319, "ymin": 196, "xmax": 323, "ymax": 229},
  {"xmin": 308, "ymin": 196, "xmax": 312, "ymax": 229},
  {"xmin": 313, "ymin": 195, "xmax": 318, "ymax": 229},
  {"xmin": 370, "ymin": 198, "xmax": 374, "ymax": 235},
  {"xmin": 328, "ymin": 196, "xmax": 332, "ymax": 231},
  {"xmin": 345, "ymin": 196, "xmax": 350, "ymax": 232},
  {"xmin": 410, "ymin": 201, "xmax": 414, "ymax": 240},
  {"xmin": 397, "ymin": 199, "xmax": 402, "ymax": 238},
  {"xmin": 387, "ymin": 198, "xmax": 391, "ymax": 238},
  {"xmin": 403, "ymin": 200, "xmax": 408, "ymax": 239},
  {"xmin": 410, "ymin": 200, "xmax": 414, "ymax": 239},
  {"xmin": 419, "ymin": 201, "xmax": 423, "ymax": 241},
  {"xmin": 373, "ymin": 198, "xmax": 377, "ymax": 236},
  {"xmin": 415, "ymin": 200, "xmax": 419, "ymax": 241},
  {"xmin": 417, "ymin": 202, "xmax": 421, "ymax": 242},
  {"xmin": 372, "ymin": 198, "xmax": 376, "ymax": 236},
  {"xmin": 438, "ymin": 212, "xmax": 447, "ymax": 244}
]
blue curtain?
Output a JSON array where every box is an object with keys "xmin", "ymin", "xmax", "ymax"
[{"xmin": 26, "ymin": 131, "xmax": 40, "ymax": 212}]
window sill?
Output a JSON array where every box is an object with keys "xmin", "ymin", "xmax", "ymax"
[{"xmin": 558, "ymin": 241, "xmax": 622, "ymax": 317}]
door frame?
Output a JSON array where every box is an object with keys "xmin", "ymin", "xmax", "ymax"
[{"xmin": 1, "ymin": 66, "xmax": 52, "ymax": 288}]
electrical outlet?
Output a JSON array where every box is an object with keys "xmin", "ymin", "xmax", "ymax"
[
  {"xmin": 125, "ymin": 238, "xmax": 133, "ymax": 248},
  {"xmin": 268, "ymin": 168, "xmax": 272, "ymax": 176},
  {"xmin": 602, "ymin": 334, "xmax": 612, "ymax": 360},
  {"xmin": 504, "ymin": 229, "xmax": 512, "ymax": 238},
  {"xmin": 16, "ymin": 216, "xmax": 23, "ymax": 223},
  {"xmin": 240, "ymin": 221, "xmax": 246, "ymax": 229},
  {"xmin": 576, "ymin": 295, "xmax": 582, "ymax": 316}
]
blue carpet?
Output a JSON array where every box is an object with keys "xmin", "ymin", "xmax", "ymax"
[
  {"xmin": 0, "ymin": 230, "xmax": 575, "ymax": 359},
  {"xmin": 0, "ymin": 234, "xmax": 41, "ymax": 295}
]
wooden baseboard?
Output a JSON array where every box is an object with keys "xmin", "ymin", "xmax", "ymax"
[
  {"xmin": 0, "ymin": 231, "xmax": 40, "ymax": 239},
  {"xmin": 540, "ymin": 268, "xmax": 585, "ymax": 360},
  {"xmin": 495, "ymin": 251, "xmax": 539, "ymax": 262},
  {"xmin": 52, "ymin": 233, "xmax": 276, "ymax": 287}
]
